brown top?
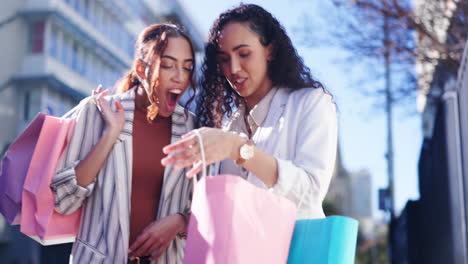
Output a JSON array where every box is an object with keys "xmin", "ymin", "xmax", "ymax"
[{"xmin": 129, "ymin": 103, "xmax": 172, "ymax": 245}]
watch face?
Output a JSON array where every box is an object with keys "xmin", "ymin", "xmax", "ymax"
[{"xmin": 240, "ymin": 144, "xmax": 254, "ymax": 160}]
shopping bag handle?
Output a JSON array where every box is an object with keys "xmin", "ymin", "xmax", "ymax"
[
  {"xmin": 193, "ymin": 130, "xmax": 207, "ymax": 183},
  {"xmin": 192, "ymin": 129, "xmax": 311, "ymax": 211},
  {"xmin": 193, "ymin": 128, "xmax": 311, "ymax": 210}
]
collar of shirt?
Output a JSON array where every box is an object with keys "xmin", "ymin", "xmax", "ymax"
[
  {"xmin": 220, "ymin": 87, "xmax": 279, "ymax": 179},
  {"xmin": 231, "ymin": 87, "xmax": 278, "ymax": 136}
]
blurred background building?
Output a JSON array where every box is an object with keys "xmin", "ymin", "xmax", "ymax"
[
  {"xmin": 327, "ymin": 149, "xmax": 373, "ymax": 225},
  {"xmin": 326, "ymin": 148, "xmax": 382, "ymax": 263},
  {"xmin": 391, "ymin": 0, "xmax": 468, "ymax": 263},
  {"xmin": 0, "ymin": 0, "xmax": 203, "ymax": 263}
]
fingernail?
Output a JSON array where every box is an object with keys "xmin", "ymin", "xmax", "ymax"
[{"xmin": 163, "ymin": 147, "xmax": 171, "ymax": 154}]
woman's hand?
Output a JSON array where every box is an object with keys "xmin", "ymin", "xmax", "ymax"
[
  {"xmin": 161, "ymin": 127, "xmax": 244, "ymax": 178},
  {"xmin": 91, "ymin": 84, "xmax": 105, "ymax": 96},
  {"xmin": 128, "ymin": 214, "xmax": 185, "ymax": 261},
  {"xmin": 93, "ymin": 87, "xmax": 125, "ymax": 138},
  {"xmin": 74, "ymin": 85, "xmax": 125, "ymax": 187}
]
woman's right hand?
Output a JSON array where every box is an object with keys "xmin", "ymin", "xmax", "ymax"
[
  {"xmin": 162, "ymin": 127, "xmax": 244, "ymax": 178},
  {"xmin": 93, "ymin": 85, "xmax": 125, "ymax": 137},
  {"xmin": 73, "ymin": 86, "xmax": 125, "ymax": 188}
]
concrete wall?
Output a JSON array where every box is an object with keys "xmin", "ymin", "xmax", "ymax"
[{"xmin": 0, "ymin": 0, "xmax": 28, "ymax": 152}]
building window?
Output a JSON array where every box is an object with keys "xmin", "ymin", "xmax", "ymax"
[
  {"xmin": 24, "ymin": 91, "xmax": 30, "ymax": 121},
  {"xmin": 87, "ymin": 57, "xmax": 95, "ymax": 82},
  {"xmin": 88, "ymin": 0, "xmax": 96, "ymax": 26},
  {"xmin": 80, "ymin": 50, "xmax": 87, "ymax": 76},
  {"xmin": 94, "ymin": 61, "xmax": 101, "ymax": 84},
  {"xmin": 73, "ymin": 0, "xmax": 81, "ymax": 12},
  {"xmin": 83, "ymin": 0, "xmax": 90, "ymax": 18},
  {"xmin": 102, "ymin": 14, "xmax": 108, "ymax": 39},
  {"xmin": 60, "ymin": 35, "xmax": 69, "ymax": 65},
  {"xmin": 95, "ymin": 5, "xmax": 102, "ymax": 32},
  {"xmin": 31, "ymin": 22, "xmax": 45, "ymax": 53},
  {"xmin": 59, "ymin": 34, "xmax": 64, "ymax": 63},
  {"xmin": 71, "ymin": 41, "xmax": 79, "ymax": 71},
  {"xmin": 48, "ymin": 27, "xmax": 58, "ymax": 58}
]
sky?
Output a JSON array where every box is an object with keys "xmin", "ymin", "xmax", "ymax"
[{"xmin": 178, "ymin": 0, "xmax": 422, "ymax": 218}]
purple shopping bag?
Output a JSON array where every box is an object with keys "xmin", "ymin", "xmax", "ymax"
[
  {"xmin": 0, "ymin": 113, "xmax": 45, "ymax": 224},
  {"xmin": 183, "ymin": 131, "xmax": 297, "ymax": 264}
]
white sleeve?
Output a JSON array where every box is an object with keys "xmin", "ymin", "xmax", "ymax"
[{"xmin": 272, "ymin": 91, "xmax": 338, "ymax": 211}]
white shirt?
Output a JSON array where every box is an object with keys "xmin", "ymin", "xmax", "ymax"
[
  {"xmin": 219, "ymin": 87, "xmax": 338, "ymax": 219},
  {"xmin": 219, "ymin": 87, "xmax": 278, "ymax": 178}
]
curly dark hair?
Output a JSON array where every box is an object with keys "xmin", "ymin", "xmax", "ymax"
[{"xmin": 197, "ymin": 4, "xmax": 325, "ymax": 128}]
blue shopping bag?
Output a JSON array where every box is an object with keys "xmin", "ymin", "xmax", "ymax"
[{"xmin": 287, "ymin": 216, "xmax": 359, "ymax": 264}]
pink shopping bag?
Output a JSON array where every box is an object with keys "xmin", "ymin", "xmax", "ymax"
[
  {"xmin": 0, "ymin": 113, "xmax": 45, "ymax": 224},
  {"xmin": 183, "ymin": 131, "xmax": 297, "ymax": 264},
  {"xmin": 20, "ymin": 115, "xmax": 80, "ymax": 245}
]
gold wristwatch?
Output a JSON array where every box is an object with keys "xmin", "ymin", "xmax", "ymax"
[{"xmin": 235, "ymin": 138, "xmax": 255, "ymax": 165}]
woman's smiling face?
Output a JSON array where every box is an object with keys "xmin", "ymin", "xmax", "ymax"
[{"xmin": 217, "ymin": 22, "xmax": 273, "ymax": 108}]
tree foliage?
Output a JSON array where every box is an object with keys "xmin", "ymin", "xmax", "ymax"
[{"xmin": 296, "ymin": 0, "xmax": 467, "ymax": 104}]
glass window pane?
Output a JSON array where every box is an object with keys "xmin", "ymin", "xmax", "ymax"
[
  {"xmin": 31, "ymin": 22, "xmax": 45, "ymax": 53},
  {"xmin": 71, "ymin": 42, "xmax": 78, "ymax": 71},
  {"xmin": 48, "ymin": 26, "xmax": 58, "ymax": 58},
  {"xmin": 60, "ymin": 35, "xmax": 68, "ymax": 65}
]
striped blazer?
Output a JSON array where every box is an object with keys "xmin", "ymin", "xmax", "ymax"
[{"xmin": 50, "ymin": 88, "xmax": 194, "ymax": 264}]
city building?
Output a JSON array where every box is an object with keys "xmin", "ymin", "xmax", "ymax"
[
  {"xmin": 327, "ymin": 148, "xmax": 374, "ymax": 239},
  {"xmin": 391, "ymin": 1, "xmax": 468, "ymax": 263}
]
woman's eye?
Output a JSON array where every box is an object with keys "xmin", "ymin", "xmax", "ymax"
[
  {"xmin": 184, "ymin": 66, "xmax": 193, "ymax": 72},
  {"xmin": 161, "ymin": 64, "xmax": 173, "ymax": 69},
  {"xmin": 239, "ymin": 52, "xmax": 250, "ymax": 58}
]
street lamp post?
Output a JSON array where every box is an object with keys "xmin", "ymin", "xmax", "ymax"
[{"xmin": 383, "ymin": 3, "xmax": 395, "ymax": 263}]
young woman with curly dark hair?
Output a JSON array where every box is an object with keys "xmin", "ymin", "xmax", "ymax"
[{"xmin": 162, "ymin": 4, "xmax": 337, "ymax": 219}]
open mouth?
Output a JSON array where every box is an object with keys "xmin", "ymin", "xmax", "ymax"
[
  {"xmin": 235, "ymin": 78, "xmax": 246, "ymax": 84},
  {"xmin": 230, "ymin": 77, "xmax": 247, "ymax": 92},
  {"xmin": 165, "ymin": 89, "xmax": 183, "ymax": 111}
]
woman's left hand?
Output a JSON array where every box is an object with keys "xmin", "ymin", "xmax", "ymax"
[
  {"xmin": 161, "ymin": 127, "xmax": 243, "ymax": 178},
  {"xmin": 128, "ymin": 214, "xmax": 185, "ymax": 261}
]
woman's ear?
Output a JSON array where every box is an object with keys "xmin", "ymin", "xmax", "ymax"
[
  {"xmin": 266, "ymin": 42, "xmax": 274, "ymax": 62},
  {"xmin": 135, "ymin": 60, "xmax": 146, "ymax": 80}
]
